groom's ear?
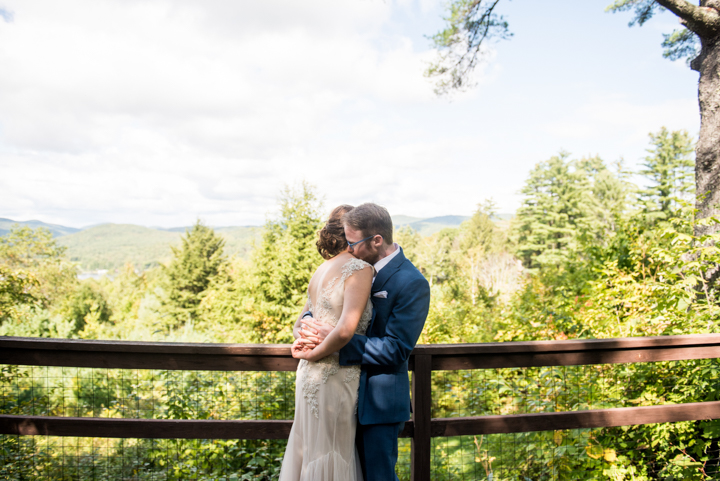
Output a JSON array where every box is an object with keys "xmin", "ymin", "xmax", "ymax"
[{"xmin": 372, "ymin": 234, "xmax": 384, "ymax": 248}]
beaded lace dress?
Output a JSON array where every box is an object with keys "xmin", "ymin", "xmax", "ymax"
[{"xmin": 279, "ymin": 257, "xmax": 372, "ymax": 481}]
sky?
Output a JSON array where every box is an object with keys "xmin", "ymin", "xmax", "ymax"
[{"xmin": 0, "ymin": 0, "xmax": 701, "ymax": 228}]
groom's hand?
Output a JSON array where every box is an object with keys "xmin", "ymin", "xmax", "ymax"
[
  {"xmin": 298, "ymin": 318, "xmax": 321, "ymax": 349},
  {"xmin": 301, "ymin": 318, "xmax": 332, "ymax": 346}
]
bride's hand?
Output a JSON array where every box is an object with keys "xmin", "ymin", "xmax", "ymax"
[{"xmin": 291, "ymin": 339, "xmax": 311, "ymax": 360}]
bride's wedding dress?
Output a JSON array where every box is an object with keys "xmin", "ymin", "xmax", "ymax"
[{"xmin": 279, "ymin": 257, "xmax": 372, "ymax": 481}]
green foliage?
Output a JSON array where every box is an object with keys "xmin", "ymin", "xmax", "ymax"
[
  {"xmin": 197, "ymin": 258, "xmax": 257, "ymax": 343},
  {"xmin": 405, "ymin": 201, "xmax": 514, "ymax": 344},
  {"xmin": 57, "ymin": 282, "xmax": 112, "ymax": 336},
  {"xmin": 0, "ymin": 226, "xmax": 77, "ymax": 307},
  {"xmin": 0, "ymin": 265, "xmax": 39, "ymax": 322},
  {"xmin": 163, "ymin": 221, "xmax": 226, "ymax": 325},
  {"xmin": 102, "ymin": 263, "xmax": 147, "ymax": 322}
]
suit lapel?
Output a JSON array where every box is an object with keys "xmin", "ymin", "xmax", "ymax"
[{"xmin": 372, "ymin": 247, "xmax": 406, "ymax": 293}]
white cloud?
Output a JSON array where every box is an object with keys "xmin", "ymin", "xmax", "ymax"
[{"xmin": 0, "ymin": 0, "xmax": 702, "ymax": 228}]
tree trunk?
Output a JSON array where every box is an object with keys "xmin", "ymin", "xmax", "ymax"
[{"xmin": 694, "ymin": 35, "xmax": 720, "ymax": 236}]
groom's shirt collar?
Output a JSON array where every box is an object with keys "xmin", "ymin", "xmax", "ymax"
[{"xmin": 372, "ymin": 243, "xmax": 400, "ymax": 284}]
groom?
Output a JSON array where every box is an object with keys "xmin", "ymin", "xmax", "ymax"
[{"xmin": 301, "ymin": 203, "xmax": 431, "ymax": 480}]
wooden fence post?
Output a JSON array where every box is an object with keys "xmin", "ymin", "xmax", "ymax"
[{"xmin": 411, "ymin": 354, "xmax": 432, "ymax": 481}]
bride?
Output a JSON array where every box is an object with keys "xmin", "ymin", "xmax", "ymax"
[{"xmin": 279, "ymin": 204, "xmax": 373, "ymax": 481}]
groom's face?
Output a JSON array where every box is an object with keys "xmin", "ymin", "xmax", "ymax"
[{"xmin": 344, "ymin": 225, "xmax": 381, "ymax": 265}]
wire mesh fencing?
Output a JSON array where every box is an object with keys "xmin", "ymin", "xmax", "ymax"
[
  {"xmin": 0, "ymin": 435, "xmax": 286, "ymax": 480},
  {"xmin": 427, "ymin": 358, "xmax": 720, "ymax": 480},
  {"xmin": 3, "ymin": 356, "xmax": 720, "ymax": 479},
  {"xmin": 431, "ymin": 359, "xmax": 720, "ymax": 418},
  {"xmin": 1, "ymin": 365, "xmax": 296, "ymax": 420},
  {"xmin": 428, "ymin": 425, "xmax": 720, "ymax": 481}
]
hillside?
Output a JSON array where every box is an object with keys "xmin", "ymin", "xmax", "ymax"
[
  {"xmin": 56, "ymin": 224, "xmax": 181, "ymax": 271},
  {"xmin": 56, "ymin": 224, "xmax": 260, "ymax": 271},
  {"xmin": 3, "ymin": 212, "xmax": 514, "ymax": 271},
  {"xmin": 0, "ymin": 218, "xmax": 81, "ymax": 237}
]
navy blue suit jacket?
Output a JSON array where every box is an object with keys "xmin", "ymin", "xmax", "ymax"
[{"xmin": 339, "ymin": 247, "xmax": 431, "ymax": 425}]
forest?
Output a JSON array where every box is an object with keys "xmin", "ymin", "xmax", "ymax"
[{"xmin": 2, "ymin": 127, "xmax": 720, "ymax": 479}]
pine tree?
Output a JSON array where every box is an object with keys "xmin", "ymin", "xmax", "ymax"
[
  {"xmin": 513, "ymin": 153, "xmax": 593, "ymax": 269},
  {"xmin": 639, "ymin": 127, "xmax": 694, "ymax": 222},
  {"xmin": 584, "ymin": 158, "xmax": 634, "ymax": 236},
  {"xmin": 249, "ymin": 182, "xmax": 324, "ymax": 342},
  {"xmin": 514, "ymin": 154, "xmax": 634, "ymax": 271},
  {"xmin": 164, "ymin": 221, "xmax": 226, "ymax": 323}
]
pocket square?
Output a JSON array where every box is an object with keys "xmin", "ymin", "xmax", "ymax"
[{"xmin": 373, "ymin": 291, "xmax": 388, "ymax": 298}]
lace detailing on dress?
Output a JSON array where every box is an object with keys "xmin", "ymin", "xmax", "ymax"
[
  {"xmin": 299, "ymin": 357, "xmax": 340, "ymax": 419},
  {"xmin": 299, "ymin": 257, "xmax": 372, "ymax": 419},
  {"xmin": 341, "ymin": 257, "xmax": 370, "ymax": 282}
]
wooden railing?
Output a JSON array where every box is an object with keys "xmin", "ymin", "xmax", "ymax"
[{"xmin": 2, "ymin": 334, "xmax": 720, "ymax": 481}]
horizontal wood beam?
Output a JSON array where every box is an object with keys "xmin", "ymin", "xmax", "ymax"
[
  {"xmin": 431, "ymin": 401, "xmax": 720, "ymax": 436},
  {"xmin": 0, "ymin": 415, "xmax": 294, "ymax": 439},
  {"xmin": 0, "ymin": 337, "xmax": 293, "ymax": 356},
  {"xmin": 0, "ymin": 415, "xmax": 416, "ymax": 440},
  {"xmin": 2, "ymin": 334, "xmax": 719, "ymax": 372},
  {"xmin": 0, "ymin": 348, "xmax": 299, "ymax": 372},
  {"xmin": 432, "ymin": 345, "xmax": 720, "ymax": 370},
  {"xmin": 6, "ymin": 401, "xmax": 719, "ymax": 440},
  {"xmin": 414, "ymin": 333, "xmax": 720, "ymax": 356}
]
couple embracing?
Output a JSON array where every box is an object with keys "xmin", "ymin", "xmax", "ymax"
[{"xmin": 278, "ymin": 203, "xmax": 431, "ymax": 481}]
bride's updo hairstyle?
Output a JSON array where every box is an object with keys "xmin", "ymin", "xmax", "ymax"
[{"xmin": 317, "ymin": 204, "xmax": 354, "ymax": 260}]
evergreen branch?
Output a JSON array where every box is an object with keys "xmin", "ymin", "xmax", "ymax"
[
  {"xmin": 425, "ymin": 0, "xmax": 511, "ymax": 95},
  {"xmin": 662, "ymin": 28, "xmax": 701, "ymax": 63}
]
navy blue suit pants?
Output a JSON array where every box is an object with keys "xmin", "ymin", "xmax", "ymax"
[{"xmin": 355, "ymin": 421, "xmax": 405, "ymax": 481}]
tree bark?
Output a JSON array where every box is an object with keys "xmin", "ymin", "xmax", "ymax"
[
  {"xmin": 693, "ymin": 33, "xmax": 720, "ymax": 236},
  {"xmin": 654, "ymin": 1, "xmax": 720, "ymax": 235}
]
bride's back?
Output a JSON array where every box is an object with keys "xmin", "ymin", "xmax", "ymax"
[{"xmin": 307, "ymin": 252, "xmax": 372, "ymax": 332}]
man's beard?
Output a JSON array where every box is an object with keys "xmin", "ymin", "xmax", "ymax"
[{"xmin": 352, "ymin": 250, "xmax": 380, "ymax": 265}]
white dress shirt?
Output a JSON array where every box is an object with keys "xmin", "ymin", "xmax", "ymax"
[{"xmin": 372, "ymin": 243, "xmax": 400, "ymax": 284}]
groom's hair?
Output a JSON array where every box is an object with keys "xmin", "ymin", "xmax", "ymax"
[{"xmin": 343, "ymin": 203, "xmax": 393, "ymax": 245}]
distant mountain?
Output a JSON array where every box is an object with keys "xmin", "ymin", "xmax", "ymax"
[
  {"xmin": 391, "ymin": 215, "xmax": 424, "ymax": 225},
  {"xmin": 56, "ymin": 223, "xmax": 261, "ymax": 272},
  {"xmin": 0, "ymin": 218, "xmax": 81, "ymax": 238},
  {"xmin": 3, "ymin": 213, "xmax": 509, "ymax": 270},
  {"xmin": 393, "ymin": 214, "xmax": 470, "ymax": 237},
  {"xmin": 392, "ymin": 213, "xmax": 515, "ymax": 236}
]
